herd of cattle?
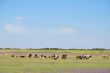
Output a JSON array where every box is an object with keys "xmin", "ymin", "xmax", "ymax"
[
  {"xmin": 11, "ymin": 54, "xmax": 67, "ymax": 60},
  {"xmin": 11, "ymin": 54, "xmax": 109, "ymax": 60}
]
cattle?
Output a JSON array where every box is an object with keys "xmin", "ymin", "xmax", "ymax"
[
  {"xmin": 102, "ymin": 55, "xmax": 109, "ymax": 59},
  {"xmin": 40, "ymin": 54, "xmax": 44, "ymax": 58},
  {"xmin": 28, "ymin": 54, "xmax": 32, "ymax": 58},
  {"xmin": 76, "ymin": 54, "xmax": 92, "ymax": 59},
  {"xmin": 16, "ymin": 56, "xmax": 19, "ymax": 58},
  {"xmin": 19, "ymin": 55, "xmax": 26, "ymax": 58},
  {"xmin": 85, "ymin": 54, "xmax": 92, "ymax": 59},
  {"xmin": 51, "ymin": 54, "xmax": 54, "ymax": 59},
  {"xmin": 44, "ymin": 55, "xmax": 47, "ymax": 58},
  {"xmin": 40, "ymin": 54, "xmax": 48, "ymax": 58},
  {"xmin": 76, "ymin": 55, "xmax": 83, "ymax": 59},
  {"xmin": 11, "ymin": 55, "xmax": 15, "ymax": 57},
  {"xmin": 51, "ymin": 54, "xmax": 59, "ymax": 60},
  {"xmin": 48, "ymin": 56, "xmax": 51, "ymax": 58},
  {"xmin": 34, "ymin": 54, "xmax": 38, "ymax": 58},
  {"xmin": 61, "ymin": 54, "xmax": 67, "ymax": 59}
]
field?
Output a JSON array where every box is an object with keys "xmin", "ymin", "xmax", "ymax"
[{"xmin": 0, "ymin": 49, "xmax": 110, "ymax": 73}]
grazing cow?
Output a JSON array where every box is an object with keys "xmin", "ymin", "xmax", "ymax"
[
  {"xmin": 76, "ymin": 54, "xmax": 92, "ymax": 59},
  {"xmin": 40, "ymin": 54, "xmax": 44, "ymax": 58},
  {"xmin": 48, "ymin": 56, "xmax": 51, "ymax": 58},
  {"xmin": 28, "ymin": 54, "xmax": 32, "ymax": 58},
  {"xmin": 44, "ymin": 55, "xmax": 47, "ymax": 58},
  {"xmin": 11, "ymin": 55, "xmax": 15, "ymax": 57},
  {"xmin": 102, "ymin": 55, "xmax": 109, "ymax": 59},
  {"xmin": 51, "ymin": 54, "xmax": 56, "ymax": 58},
  {"xmin": 86, "ymin": 54, "xmax": 92, "ymax": 59},
  {"xmin": 34, "ymin": 54, "xmax": 38, "ymax": 58},
  {"xmin": 16, "ymin": 56, "xmax": 19, "ymax": 58},
  {"xmin": 52, "ymin": 54, "xmax": 59, "ymax": 60},
  {"xmin": 20, "ymin": 55, "xmax": 26, "ymax": 58},
  {"xmin": 76, "ymin": 55, "xmax": 83, "ymax": 59},
  {"xmin": 61, "ymin": 54, "xmax": 67, "ymax": 59}
]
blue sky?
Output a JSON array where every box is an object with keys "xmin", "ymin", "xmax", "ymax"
[{"xmin": 0, "ymin": 0, "xmax": 110, "ymax": 48}]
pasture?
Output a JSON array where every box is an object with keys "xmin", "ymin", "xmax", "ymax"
[{"xmin": 0, "ymin": 49, "xmax": 110, "ymax": 73}]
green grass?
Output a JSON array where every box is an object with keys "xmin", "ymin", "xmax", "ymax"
[
  {"xmin": 0, "ymin": 50, "xmax": 110, "ymax": 73},
  {"xmin": 0, "ymin": 49, "xmax": 109, "ymax": 54}
]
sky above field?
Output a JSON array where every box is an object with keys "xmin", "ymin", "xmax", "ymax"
[{"xmin": 0, "ymin": 0, "xmax": 110, "ymax": 49}]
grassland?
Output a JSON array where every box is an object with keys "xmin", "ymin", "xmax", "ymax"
[{"xmin": 0, "ymin": 49, "xmax": 110, "ymax": 73}]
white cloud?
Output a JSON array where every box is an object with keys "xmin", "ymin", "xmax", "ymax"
[
  {"xmin": 5, "ymin": 24, "xmax": 25, "ymax": 33},
  {"xmin": 58, "ymin": 27, "xmax": 78, "ymax": 33},
  {"xmin": 5, "ymin": 24, "xmax": 13, "ymax": 32},
  {"xmin": 16, "ymin": 16, "xmax": 24, "ymax": 20},
  {"xmin": 4, "ymin": 16, "xmax": 26, "ymax": 34}
]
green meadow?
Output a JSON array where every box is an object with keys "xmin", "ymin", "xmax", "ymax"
[{"xmin": 0, "ymin": 49, "xmax": 110, "ymax": 73}]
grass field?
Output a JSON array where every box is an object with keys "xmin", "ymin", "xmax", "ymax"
[{"xmin": 0, "ymin": 49, "xmax": 110, "ymax": 73}]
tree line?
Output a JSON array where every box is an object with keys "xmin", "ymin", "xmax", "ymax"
[{"xmin": 0, "ymin": 48, "xmax": 109, "ymax": 50}]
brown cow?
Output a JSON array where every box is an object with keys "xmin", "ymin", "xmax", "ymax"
[
  {"xmin": 40, "ymin": 54, "xmax": 44, "ymax": 58},
  {"xmin": 48, "ymin": 56, "xmax": 51, "ymax": 58},
  {"xmin": 44, "ymin": 55, "xmax": 47, "ymax": 58},
  {"xmin": 61, "ymin": 54, "xmax": 67, "ymax": 59},
  {"xmin": 34, "ymin": 54, "xmax": 38, "ymax": 58},
  {"xmin": 11, "ymin": 55, "xmax": 15, "ymax": 57},
  {"xmin": 28, "ymin": 54, "xmax": 32, "ymax": 58},
  {"xmin": 20, "ymin": 55, "xmax": 26, "ymax": 58}
]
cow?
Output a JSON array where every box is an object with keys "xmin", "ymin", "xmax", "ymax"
[
  {"xmin": 44, "ymin": 55, "xmax": 47, "ymax": 58},
  {"xmin": 19, "ymin": 55, "xmax": 26, "ymax": 58},
  {"xmin": 102, "ymin": 55, "xmax": 109, "ymax": 59},
  {"xmin": 86, "ymin": 54, "xmax": 92, "ymax": 59},
  {"xmin": 11, "ymin": 55, "xmax": 15, "ymax": 57},
  {"xmin": 40, "ymin": 54, "xmax": 44, "ymax": 58},
  {"xmin": 28, "ymin": 54, "xmax": 32, "ymax": 58},
  {"xmin": 16, "ymin": 55, "xmax": 19, "ymax": 58},
  {"xmin": 48, "ymin": 56, "xmax": 51, "ymax": 58},
  {"xmin": 34, "ymin": 54, "xmax": 38, "ymax": 58},
  {"xmin": 76, "ymin": 54, "xmax": 92, "ymax": 59},
  {"xmin": 52, "ymin": 54, "xmax": 59, "ymax": 60},
  {"xmin": 76, "ymin": 55, "xmax": 83, "ymax": 59},
  {"xmin": 61, "ymin": 54, "xmax": 67, "ymax": 59}
]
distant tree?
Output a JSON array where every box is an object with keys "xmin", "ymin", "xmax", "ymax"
[
  {"xmin": 92, "ymin": 48, "xmax": 106, "ymax": 50},
  {"xmin": 49, "ymin": 48, "xmax": 59, "ymax": 50},
  {"xmin": 5, "ymin": 48, "xmax": 11, "ymax": 49},
  {"xmin": 41, "ymin": 48, "xmax": 49, "ymax": 50},
  {"xmin": 41, "ymin": 48, "xmax": 59, "ymax": 50}
]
